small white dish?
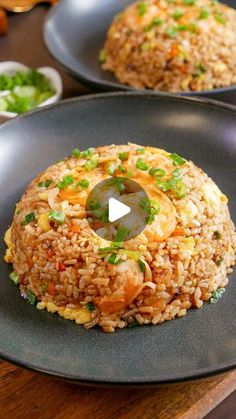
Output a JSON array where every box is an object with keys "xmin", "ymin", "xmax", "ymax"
[{"xmin": 0, "ymin": 61, "xmax": 63, "ymax": 119}]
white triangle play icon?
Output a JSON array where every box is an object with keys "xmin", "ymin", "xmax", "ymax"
[{"xmin": 108, "ymin": 197, "xmax": 131, "ymax": 223}]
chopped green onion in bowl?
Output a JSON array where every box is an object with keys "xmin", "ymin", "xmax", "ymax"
[{"xmin": 0, "ymin": 62, "xmax": 62, "ymax": 117}]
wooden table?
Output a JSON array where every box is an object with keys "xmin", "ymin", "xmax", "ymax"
[{"xmin": 0, "ymin": 6, "xmax": 236, "ymax": 419}]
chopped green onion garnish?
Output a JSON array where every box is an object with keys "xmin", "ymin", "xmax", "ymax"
[
  {"xmin": 172, "ymin": 168, "xmax": 183, "ymax": 180},
  {"xmin": 136, "ymin": 158, "xmax": 149, "ymax": 171},
  {"xmin": 21, "ymin": 212, "xmax": 35, "ymax": 225},
  {"xmin": 108, "ymin": 177, "xmax": 126, "ymax": 193},
  {"xmin": 107, "ymin": 162, "xmax": 116, "ymax": 175},
  {"xmin": 9, "ymin": 271, "xmax": 19, "ymax": 285},
  {"xmin": 171, "ymin": 180, "xmax": 187, "ymax": 198},
  {"xmin": 119, "ymin": 152, "xmax": 128, "ymax": 161},
  {"xmin": 89, "ymin": 200, "xmax": 101, "ymax": 210},
  {"xmin": 26, "ymin": 289, "xmax": 37, "ymax": 305},
  {"xmin": 48, "ymin": 210, "xmax": 65, "ymax": 224},
  {"xmin": 198, "ymin": 8, "xmax": 209, "ymax": 19},
  {"xmin": 156, "ymin": 179, "xmax": 171, "ymax": 192},
  {"xmin": 114, "ymin": 226, "xmax": 130, "ymax": 243},
  {"xmin": 152, "ymin": 17, "xmax": 164, "ymax": 26},
  {"xmin": 78, "ymin": 179, "xmax": 90, "ymax": 189},
  {"xmin": 86, "ymin": 302, "xmax": 96, "ymax": 311},
  {"xmin": 183, "ymin": 0, "xmax": 196, "ymax": 5},
  {"xmin": 170, "ymin": 153, "xmax": 186, "ymax": 166},
  {"xmin": 57, "ymin": 175, "xmax": 74, "ymax": 189},
  {"xmin": 193, "ymin": 64, "xmax": 206, "ymax": 78},
  {"xmin": 118, "ymin": 164, "xmax": 126, "ymax": 173},
  {"xmin": 84, "ymin": 155, "xmax": 98, "ymax": 171},
  {"xmin": 214, "ymin": 12, "xmax": 226, "ymax": 25},
  {"xmin": 81, "ymin": 147, "xmax": 95, "ymax": 158},
  {"xmin": 210, "ymin": 288, "xmax": 225, "ymax": 304},
  {"xmin": 166, "ymin": 27, "xmax": 177, "ymax": 38},
  {"xmin": 172, "ymin": 9, "xmax": 184, "ymax": 20},
  {"xmin": 72, "ymin": 148, "xmax": 80, "ymax": 158},
  {"xmin": 38, "ymin": 179, "xmax": 52, "ymax": 188},
  {"xmin": 149, "ymin": 168, "xmax": 166, "ymax": 177},
  {"xmin": 127, "ymin": 170, "xmax": 133, "ymax": 178},
  {"xmin": 137, "ymin": 2, "xmax": 147, "ymax": 16},
  {"xmin": 137, "ymin": 259, "xmax": 146, "ymax": 273},
  {"xmin": 136, "ymin": 148, "xmax": 145, "ymax": 154},
  {"xmin": 108, "ymin": 253, "xmax": 122, "ymax": 265}
]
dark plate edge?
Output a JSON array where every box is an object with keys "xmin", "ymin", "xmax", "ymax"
[{"xmin": 1, "ymin": 91, "xmax": 236, "ymax": 134}]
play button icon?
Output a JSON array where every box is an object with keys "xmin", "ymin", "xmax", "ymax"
[
  {"xmin": 108, "ymin": 198, "xmax": 131, "ymax": 222},
  {"xmin": 85, "ymin": 177, "xmax": 151, "ymax": 242}
]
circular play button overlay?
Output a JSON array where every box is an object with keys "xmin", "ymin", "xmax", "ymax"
[{"xmin": 85, "ymin": 177, "xmax": 152, "ymax": 242}]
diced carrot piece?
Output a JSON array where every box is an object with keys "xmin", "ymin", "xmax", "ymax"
[
  {"xmin": 172, "ymin": 228, "xmax": 185, "ymax": 237},
  {"xmin": 47, "ymin": 282, "xmax": 56, "ymax": 295},
  {"xmin": 70, "ymin": 225, "xmax": 81, "ymax": 233}
]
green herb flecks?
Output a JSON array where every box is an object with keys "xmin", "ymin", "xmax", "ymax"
[
  {"xmin": 108, "ymin": 253, "xmax": 122, "ymax": 265},
  {"xmin": 193, "ymin": 64, "xmax": 206, "ymax": 78},
  {"xmin": 84, "ymin": 155, "xmax": 98, "ymax": 171},
  {"xmin": 48, "ymin": 210, "xmax": 66, "ymax": 224},
  {"xmin": 119, "ymin": 152, "xmax": 128, "ymax": 161},
  {"xmin": 166, "ymin": 27, "xmax": 178, "ymax": 38},
  {"xmin": 136, "ymin": 148, "xmax": 145, "ymax": 154},
  {"xmin": 57, "ymin": 175, "xmax": 74, "ymax": 189},
  {"xmin": 38, "ymin": 179, "xmax": 52, "ymax": 188},
  {"xmin": 21, "ymin": 212, "xmax": 36, "ymax": 226},
  {"xmin": 210, "ymin": 288, "xmax": 225, "ymax": 304},
  {"xmin": 107, "ymin": 162, "xmax": 116, "ymax": 176},
  {"xmin": 214, "ymin": 12, "xmax": 226, "ymax": 25},
  {"xmin": 137, "ymin": 2, "xmax": 148, "ymax": 16},
  {"xmin": 170, "ymin": 153, "xmax": 186, "ymax": 166},
  {"xmin": 137, "ymin": 259, "xmax": 146, "ymax": 273},
  {"xmin": 9, "ymin": 271, "xmax": 20, "ymax": 285},
  {"xmin": 86, "ymin": 302, "xmax": 96, "ymax": 311},
  {"xmin": 114, "ymin": 226, "xmax": 130, "ymax": 243},
  {"xmin": 108, "ymin": 177, "xmax": 126, "ymax": 193},
  {"xmin": 144, "ymin": 17, "xmax": 164, "ymax": 31},
  {"xmin": 81, "ymin": 147, "xmax": 95, "ymax": 158},
  {"xmin": 183, "ymin": 0, "xmax": 196, "ymax": 5},
  {"xmin": 198, "ymin": 8, "xmax": 209, "ymax": 19},
  {"xmin": 172, "ymin": 9, "xmax": 184, "ymax": 20},
  {"xmin": 149, "ymin": 167, "xmax": 166, "ymax": 178},
  {"xmin": 26, "ymin": 289, "xmax": 37, "ymax": 305},
  {"xmin": 136, "ymin": 158, "xmax": 149, "ymax": 171},
  {"xmin": 72, "ymin": 148, "xmax": 81, "ymax": 158},
  {"xmin": 77, "ymin": 179, "xmax": 90, "ymax": 189}
]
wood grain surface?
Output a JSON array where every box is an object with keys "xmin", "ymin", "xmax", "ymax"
[
  {"xmin": 0, "ymin": 5, "xmax": 236, "ymax": 419},
  {"xmin": 0, "ymin": 360, "xmax": 235, "ymax": 419}
]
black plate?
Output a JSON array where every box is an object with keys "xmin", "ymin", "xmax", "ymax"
[
  {"xmin": 44, "ymin": 0, "xmax": 236, "ymax": 105},
  {"xmin": 0, "ymin": 92, "xmax": 236, "ymax": 385}
]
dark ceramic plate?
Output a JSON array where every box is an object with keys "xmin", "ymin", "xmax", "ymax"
[
  {"xmin": 44, "ymin": 0, "xmax": 236, "ymax": 105},
  {"xmin": 0, "ymin": 93, "xmax": 236, "ymax": 385}
]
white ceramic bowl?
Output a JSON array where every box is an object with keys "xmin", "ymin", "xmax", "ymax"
[{"xmin": 0, "ymin": 61, "xmax": 63, "ymax": 119}]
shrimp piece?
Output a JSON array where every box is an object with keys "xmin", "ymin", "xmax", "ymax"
[{"xmin": 94, "ymin": 259, "xmax": 144, "ymax": 315}]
